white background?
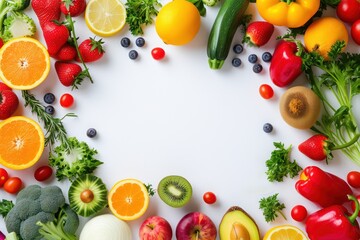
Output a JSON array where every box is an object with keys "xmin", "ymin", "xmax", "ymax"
[{"xmin": 1, "ymin": 1, "xmax": 360, "ymax": 239}]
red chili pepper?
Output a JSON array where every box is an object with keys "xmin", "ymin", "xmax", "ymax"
[
  {"xmin": 306, "ymin": 195, "xmax": 360, "ymax": 240},
  {"xmin": 295, "ymin": 166, "xmax": 353, "ymax": 208},
  {"xmin": 269, "ymin": 40, "xmax": 303, "ymax": 87}
]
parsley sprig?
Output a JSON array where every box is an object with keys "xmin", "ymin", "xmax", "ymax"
[
  {"xmin": 265, "ymin": 142, "xmax": 302, "ymax": 182},
  {"xmin": 0, "ymin": 199, "xmax": 14, "ymax": 218},
  {"xmin": 125, "ymin": 0, "xmax": 161, "ymax": 36},
  {"xmin": 301, "ymin": 41, "xmax": 360, "ymax": 165},
  {"xmin": 259, "ymin": 193, "xmax": 287, "ymax": 223},
  {"xmin": 22, "ymin": 90, "xmax": 76, "ymax": 152}
]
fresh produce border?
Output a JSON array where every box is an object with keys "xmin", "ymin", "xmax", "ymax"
[{"xmin": 0, "ymin": 0, "xmax": 360, "ymax": 239}]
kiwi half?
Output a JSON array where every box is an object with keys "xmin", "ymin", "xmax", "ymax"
[
  {"xmin": 68, "ymin": 174, "xmax": 108, "ymax": 217},
  {"xmin": 157, "ymin": 175, "xmax": 192, "ymax": 208}
]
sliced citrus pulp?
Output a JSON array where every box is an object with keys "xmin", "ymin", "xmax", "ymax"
[
  {"xmin": 0, "ymin": 116, "xmax": 45, "ymax": 170},
  {"xmin": 85, "ymin": 0, "xmax": 126, "ymax": 37},
  {"xmin": 108, "ymin": 178, "xmax": 150, "ymax": 221},
  {"xmin": 0, "ymin": 37, "xmax": 50, "ymax": 90},
  {"xmin": 263, "ymin": 225, "xmax": 308, "ymax": 240}
]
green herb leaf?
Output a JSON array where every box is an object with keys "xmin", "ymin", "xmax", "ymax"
[
  {"xmin": 265, "ymin": 142, "xmax": 302, "ymax": 182},
  {"xmin": 0, "ymin": 199, "xmax": 14, "ymax": 218},
  {"xmin": 259, "ymin": 193, "xmax": 286, "ymax": 223}
]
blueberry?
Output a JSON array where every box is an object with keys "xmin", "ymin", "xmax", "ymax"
[
  {"xmin": 262, "ymin": 52, "xmax": 272, "ymax": 62},
  {"xmin": 263, "ymin": 123, "xmax": 273, "ymax": 133},
  {"xmin": 232, "ymin": 58, "xmax": 242, "ymax": 67},
  {"xmin": 233, "ymin": 44, "xmax": 244, "ymax": 54},
  {"xmin": 253, "ymin": 63, "xmax": 263, "ymax": 73},
  {"xmin": 120, "ymin": 37, "xmax": 131, "ymax": 48},
  {"xmin": 45, "ymin": 105, "xmax": 55, "ymax": 115},
  {"xmin": 248, "ymin": 54, "xmax": 258, "ymax": 63},
  {"xmin": 44, "ymin": 93, "xmax": 55, "ymax": 104},
  {"xmin": 87, "ymin": 128, "xmax": 97, "ymax": 138},
  {"xmin": 129, "ymin": 50, "xmax": 138, "ymax": 60},
  {"xmin": 135, "ymin": 37, "xmax": 145, "ymax": 47}
]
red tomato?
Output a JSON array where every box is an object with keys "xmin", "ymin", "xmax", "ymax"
[
  {"xmin": 259, "ymin": 84, "xmax": 274, "ymax": 99},
  {"xmin": 291, "ymin": 205, "xmax": 308, "ymax": 222},
  {"xmin": 151, "ymin": 47, "xmax": 165, "ymax": 60},
  {"xmin": 34, "ymin": 165, "xmax": 53, "ymax": 182},
  {"xmin": 347, "ymin": 171, "xmax": 360, "ymax": 188},
  {"xmin": 0, "ymin": 168, "xmax": 9, "ymax": 187},
  {"xmin": 203, "ymin": 192, "xmax": 217, "ymax": 204},
  {"xmin": 4, "ymin": 177, "xmax": 23, "ymax": 194},
  {"xmin": 336, "ymin": 0, "xmax": 360, "ymax": 24},
  {"xmin": 351, "ymin": 19, "xmax": 360, "ymax": 45},
  {"xmin": 60, "ymin": 93, "xmax": 74, "ymax": 108}
]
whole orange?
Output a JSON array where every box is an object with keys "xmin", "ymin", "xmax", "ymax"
[
  {"xmin": 155, "ymin": 0, "xmax": 201, "ymax": 45},
  {"xmin": 304, "ymin": 17, "xmax": 348, "ymax": 59}
]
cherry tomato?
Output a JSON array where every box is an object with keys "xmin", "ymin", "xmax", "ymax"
[
  {"xmin": 203, "ymin": 192, "xmax": 217, "ymax": 204},
  {"xmin": 351, "ymin": 195, "xmax": 360, "ymax": 217},
  {"xmin": 291, "ymin": 205, "xmax": 308, "ymax": 222},
  {"xmin": 351, "ymin": 19, "xmax": 360, "ymax": 45},
  {"xmin": 347, "ymin": 171, "xmax": 360, "ymax": 188},
  {"xmin": 4, "ymin": 177, "xmax": 23, "ymax": 194},
  {"xmin": 34, "ymin": 165, "xmax": 53, "ymax": 182},
  {"xmin": 151, "ymin": 47, "xmax": 165, "ymax": 60},
  {"xmin": 336, "ymin": 0, "xmax": 360, "ymax": 24},
  {"xmin": 0, "ymin": 168, "xmax": 9, "ymax": 187},
  {"xmin": 60, "ymin": 93, "xmax": 74, "ymax": 108},
  {"xmin": 259, "ymin": 84, "xmax": 274, "ymax": 99}
]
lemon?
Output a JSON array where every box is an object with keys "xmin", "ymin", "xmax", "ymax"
[
  {"xmin": 85, "ymin": 0, "xmax": 126, "ymax": 37},
  {"xmin": 263, "ymin": 225, "xmax": 308, "ymax": 240}
]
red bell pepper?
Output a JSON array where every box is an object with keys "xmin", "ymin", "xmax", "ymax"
[
  {"xmin": 306, "ymin": 195, "xmax": 360, "ymax": 240},
  {"xmin": 295, "ymin": 166, "xmax": 353, "ymax": 208},
  {"xmin": 269, "ymin": 40, "xmax": 303, "ymax": 87}
]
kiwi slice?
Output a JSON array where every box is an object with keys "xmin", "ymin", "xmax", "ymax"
[
  {"xmin": 157, "ymin": 175, "xmax": 192, "ymax": 208},
  {"xmin": 68, "ymin": 174, "xmax": 108, "ymax": 217}
]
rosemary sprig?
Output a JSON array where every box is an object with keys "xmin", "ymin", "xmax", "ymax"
[{"xmin": 22, "ymin": 90, "xmax": 76, "ymax": 152}]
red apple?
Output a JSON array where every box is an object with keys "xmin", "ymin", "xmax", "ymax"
[
  {"xmin": 176, "ymin": 212, "xmax": 217, "ymax": 240},
  {"xmin": 139, "ymin": 216, "xmax": 173, "ymax": 240}
]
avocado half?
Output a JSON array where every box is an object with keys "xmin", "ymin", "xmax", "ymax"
[{"xmin": 219, "ymin": 206, "xmax": 260, "ymax": 240}]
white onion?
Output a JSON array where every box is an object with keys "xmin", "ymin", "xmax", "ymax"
[{"xmin": 80, "ymin": 214, "xmax": 132, "ymax": 240}]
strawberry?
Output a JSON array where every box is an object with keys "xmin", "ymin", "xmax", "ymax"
[
  {"xmin": 60, "ymin": 0, "xmax": 86, "ymax": 17},
  {"xmin": 55, "ymin": 61, "xmax": 86, "ymax": 88},
  {"xmin": 0, "ymin": 82, "xmax": 12, "ymax": 91},
  {"xmin": 31, "ymin": 0, "xmax": 62, "ymax": 28},
  {"xmin": 298, "ymin": 134, "xmax": 332, "ymax": 161},
  {"xmin": 42, "ymin": 21, "xmax": 70, "ymax": 56},
  {"xmin": 76, "ymin": 37, "xmax": 105, "ymax": 63},
  {"xmin": 243, "ymin": 21, "xmax": 274, "ymax": 47},
  {"xmin": 0, "ymin": 90, "xmax": 19, "ymax": 120},
  {"xmin": 52, "ymin": 43, "xmax": 77, "ymax": 61}
]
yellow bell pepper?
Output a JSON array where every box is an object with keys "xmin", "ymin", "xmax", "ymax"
[{"xmin": 256, "ymin": 0, "xmax": 320, "ymax": 28}]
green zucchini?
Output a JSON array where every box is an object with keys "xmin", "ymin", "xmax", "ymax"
[{"xmin": 207, "ymin": 0, "xmax": 249, "ymax": 69}]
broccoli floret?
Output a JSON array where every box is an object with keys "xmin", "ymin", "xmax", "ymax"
[
  {"xmin": 20, "ymin": 212, "xmax": 54, "ymax": 240},
  {"xmin": 1, "ymin": 11, "xmax": 36, "ymax": 42},
  {"xmin": 62, "ymin": 204, "xmax": 79, "ymax": 234},
  {"xmin": 39, "ymin": 186, "xmax": 65, "ymax": 213},
  {"xmin": 49, "ymin": 137, "xmax": 103, "ymax": 181},
  {"xmin": 37, "ymin": 208, "xmax": 77, "ymax": 240},
  {"xmin": 4, "ymin": 185, "xmax": 78, "ymax": 240}
]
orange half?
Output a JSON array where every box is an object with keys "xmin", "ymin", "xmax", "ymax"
[
  {"xmin": 0, "ymin": 37, "xmax": 50, "ymax": 90},
  {"xmin": 108, "ymin": 178, "xmax": 150, "ymax": 221},
  {"xmin": 0, "ymin": 116, "xmax": 45, "ymax": 170}
]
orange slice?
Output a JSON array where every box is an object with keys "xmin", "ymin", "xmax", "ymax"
[
  {"xmin": 108, "ymin": 178, "xmax": 150, "ymax": 221},
  {"xmin": 0, "ymin": 116, "xmax": 45, "ymax": 170},
  {"xmin": 263, "ymin": 225, "xmax": 309, "ymax": 240},
  {"xmin": 0, "ymin": 37, "xmax": 50, "ymax": 90}
]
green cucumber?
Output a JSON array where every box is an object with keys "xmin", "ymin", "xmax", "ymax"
[{"xmin": 207, "ymin": 0, "xmax": 249, "ymax": 69}]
